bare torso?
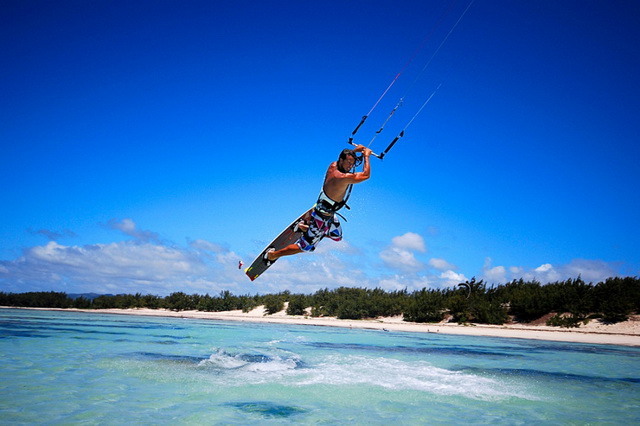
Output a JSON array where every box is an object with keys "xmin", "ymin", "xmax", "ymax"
[
  {"xmin": 322, "ymin": 148, "xmax": 371, "ymax": 202},
  {"xmin": 322, "ymin": 162, "xmax": 353, "ymax": 202}
]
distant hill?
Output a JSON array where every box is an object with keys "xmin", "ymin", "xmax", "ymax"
[{"xmin": 67, "ymin": 293, "xmax": 113, "ymax": 301}]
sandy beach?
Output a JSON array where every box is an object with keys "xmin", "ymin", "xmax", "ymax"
[{"xmin": 12, "ymin": 306, "xmax": 640, "ymax": 347}]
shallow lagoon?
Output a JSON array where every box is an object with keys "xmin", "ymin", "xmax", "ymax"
[{"xmin": 1, "ymin": 308, "xmax": 638, "ymax": 424}]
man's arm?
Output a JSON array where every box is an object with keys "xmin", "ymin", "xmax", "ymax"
[
  {"xmin": 323, "ymin": 146, "xmax": 373, "ymax": 201},
  {"xmin": 346, "ymin": 145, "xmax": 372, "ymax": 184}
]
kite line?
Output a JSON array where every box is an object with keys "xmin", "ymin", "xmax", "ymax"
[{"xmin": 347, "ymin": 0, "xmax": 475, "ymax": 159}]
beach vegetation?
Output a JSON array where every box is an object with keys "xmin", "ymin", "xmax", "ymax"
[
  {"xmin": 546, "ymin": 313, "xmax": 588, "ymax": 328},
  {"xmin": 1, "ymin": 276, "xmax": 638, "ymax": 328},
  {"xmin": 0, "ymin": 291, "xmax": 72, "ymax": 308},
  {"xmin": 286, "ymin": 294, "xmax": 310, "ymax": 316},
  {"xmin": 404, "ymin": 288, "xmax": 446, "ymax": 323},
  {"xmin": 495, "ymin": 279, "xmax": 551, "ymax": 322},
  {"xmin": 592, "ymin": 277, "xmax": 640, "ymax": 323},
  {"xmin": 263, "ymin": 293, "xmax": 286, "ymax": 315}
]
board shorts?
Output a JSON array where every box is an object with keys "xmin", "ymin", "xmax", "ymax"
[{"xmin": 296, "ymin": 209, "xmax": 342, "ymax": 252}]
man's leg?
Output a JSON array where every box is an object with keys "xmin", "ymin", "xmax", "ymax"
[
  {"xmin": 267, "ymin": 244, "xmax": 302, "ymax": 261},
  {"xmin": 266, "ymin": 210, "xmax": 331, "ymax": 262}
]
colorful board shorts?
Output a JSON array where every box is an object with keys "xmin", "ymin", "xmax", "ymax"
[{"xmin": 296, "ymin": 209, "xmax": 342, "ymax": 252}]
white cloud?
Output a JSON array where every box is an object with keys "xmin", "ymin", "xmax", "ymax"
[
  {"xmin": 439, "ymin": 270, "xmax": 467, "ymax": 286},
  {"xmin": 561, "ymin": 259, "xmax": 617, "ymax": 282},
  {"xmin": 429, "ymin": 258, "xmax": 456, "ymax": 271},
  {"xmin": 380, "ymin": 246, "xmax": 424, "ymax": 272},
  {"xmin": 509, "ymin": 266, "xmax": 523, "ymax": 275},
  {"xmin": 521, "ymin": 263, "xmax": 561, "ymax": 283},
  {"xmin": 375, "ymin": 233, "xmax": 471, "ymax": 289},
  {"xmin": 484, "ymin": 265, "xmax": 507, "ymax": 283},
  {"xmin": 189, "ymin": 239, "xmax": 225, "ymax": 253},
  {"xmin": 107, "ymin": 218, "xmax": 159, "ymax": 242},
  {"xmin": 314, "ymin": 238, "xmax": 355, "ymax": 254},
  {"xmin": 482, "ymin": 257, "xmax": 507, "ymax": 283},
  {"xmin": 480, "ymin": 258, "xmax": 619, "ymax": 285},
  {"xmin": 0, "ymin": 239, "xmax": 231, "ymax": 295},
  {"xmin": 535, "ymin": 263, "xmax": 553, "ymax": 273},
  {"xmin": 391, "ymin": 232, "xmax": 426, "ymax": 252},
  {"xmin": 377, "ymin": 274, "xmax": 434, "ymax": 291},
  {"xmin": 521, "ymin": 259, "xmax": 616, "ymax": 283},
  {"xmin": 257, "ymin": 248, "xmax": 366, "ymax": 294},
  {"xmin": 379, "ymin": 232, "xmax": 427, "ymax": 273}
]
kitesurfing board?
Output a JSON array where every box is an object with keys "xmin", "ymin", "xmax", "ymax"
[{"xmin": 245, "ymin": 209, "xmax": 311, "ymax": 281}]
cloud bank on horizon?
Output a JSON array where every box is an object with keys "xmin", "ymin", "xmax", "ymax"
[{"xmin": 0, "ymin": 219, "xmax": 622, "ymax": 296}]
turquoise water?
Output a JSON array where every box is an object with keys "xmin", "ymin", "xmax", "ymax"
[{"xmin": 1, "ymin": 309, "xmax": 639, "ymax": 424}]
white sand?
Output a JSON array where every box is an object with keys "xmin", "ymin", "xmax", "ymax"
[{"xmin": 12, "ymin": 306, "xmax": 640, "ymax": 347}]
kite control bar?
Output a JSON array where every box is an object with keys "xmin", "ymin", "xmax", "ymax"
[
  {"xmin": 348, "ymin": 133, "xmax": 404, "ymax": 160},
  {"xmin": 347, "ymin": 141, "xmax": 383, "ymax": 159}
]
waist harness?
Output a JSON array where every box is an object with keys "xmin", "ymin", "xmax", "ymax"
[{"xmin": 314, "ymin": 185, "xmax": 352, "ymax": 216}]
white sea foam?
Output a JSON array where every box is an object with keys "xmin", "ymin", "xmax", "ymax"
[
  {"xmin": 296, "ymin": 355, "xmax": 534, "ymax": 401},
  {"xmin": 197, "ymin": 348, "xmax": 300, "ymax": 376},
  {"xmin": 198, "ymin": 349, "xmax": 248, "ymax": 369}
]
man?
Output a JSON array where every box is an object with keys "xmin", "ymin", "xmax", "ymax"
[{"xmin": 264, "ymin": 144, "xmax": 372, "ymax": 263}]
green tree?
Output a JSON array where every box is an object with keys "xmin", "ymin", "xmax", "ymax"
[
  {"xmin": 404, "ymin": 289, "xmax": 446, "ymax": 323},
  {"xmin": 263, "ymin": 294, "xmax": 285, "ymax": 315},
  {"xmin": 500, "ymin": 279, "xmax": 549, "ymax": 322},
  {"xmin": 286, "ymin": 294, "xmax": 308, "ymax": 316},
  {"xmin": 165, "ymin": 292, "xmax": 195, "ymax": 311},
  {"xmin": 593, "ymin": 277, "xmax": 639, "ymax": 323}
]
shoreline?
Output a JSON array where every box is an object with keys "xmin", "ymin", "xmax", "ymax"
[{"xmin": 5, "ymin": 306, "xmax": 640, "ymax": 347}]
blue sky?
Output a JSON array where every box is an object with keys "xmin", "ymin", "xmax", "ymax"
[{"xmin": 2, "ymin": 0, "xmax": 639, "ymax": 296}]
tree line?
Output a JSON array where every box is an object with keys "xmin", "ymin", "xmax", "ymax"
[{"xmin": 1, "ymin": 276, "xmax": 638, "ymax": 327}]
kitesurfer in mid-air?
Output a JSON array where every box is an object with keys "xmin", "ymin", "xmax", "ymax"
[{"xmin": 264, "ymin": 144, "xmax": 372, "ymax": 264}]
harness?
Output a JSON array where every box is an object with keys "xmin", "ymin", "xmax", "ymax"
[{"xmin": 314, "ymin": 185, "xmax": 353, "ymax": 218}]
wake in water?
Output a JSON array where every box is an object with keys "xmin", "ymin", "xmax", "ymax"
[{"xmin": 188, "ymin": 348, "xmax": 535, "ymax": 401}]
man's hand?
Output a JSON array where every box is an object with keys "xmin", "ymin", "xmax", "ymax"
[{"xmin": 353, "ymin": 144, "xmax": 372, "ymax": 157}]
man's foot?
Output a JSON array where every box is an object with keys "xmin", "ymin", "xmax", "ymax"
[
  {"xmin": 293, "ymin": 220, "xmax": 309, "ymax": 233},
  {"xmin": 263, "ymin": 248, "xmax": 276, "ymax": 265}
]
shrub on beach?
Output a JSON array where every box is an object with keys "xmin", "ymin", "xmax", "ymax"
[
  {"xmin": 404, "ymin": 289, "xmax": 446, "ymax": 323},
  {"xmin": 263, "ymin": 294, "xmax": 285, "ymax": 315},
  {"xmin": 286, "ymin": 294, "xmax": 309, "ymax": 316}
]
